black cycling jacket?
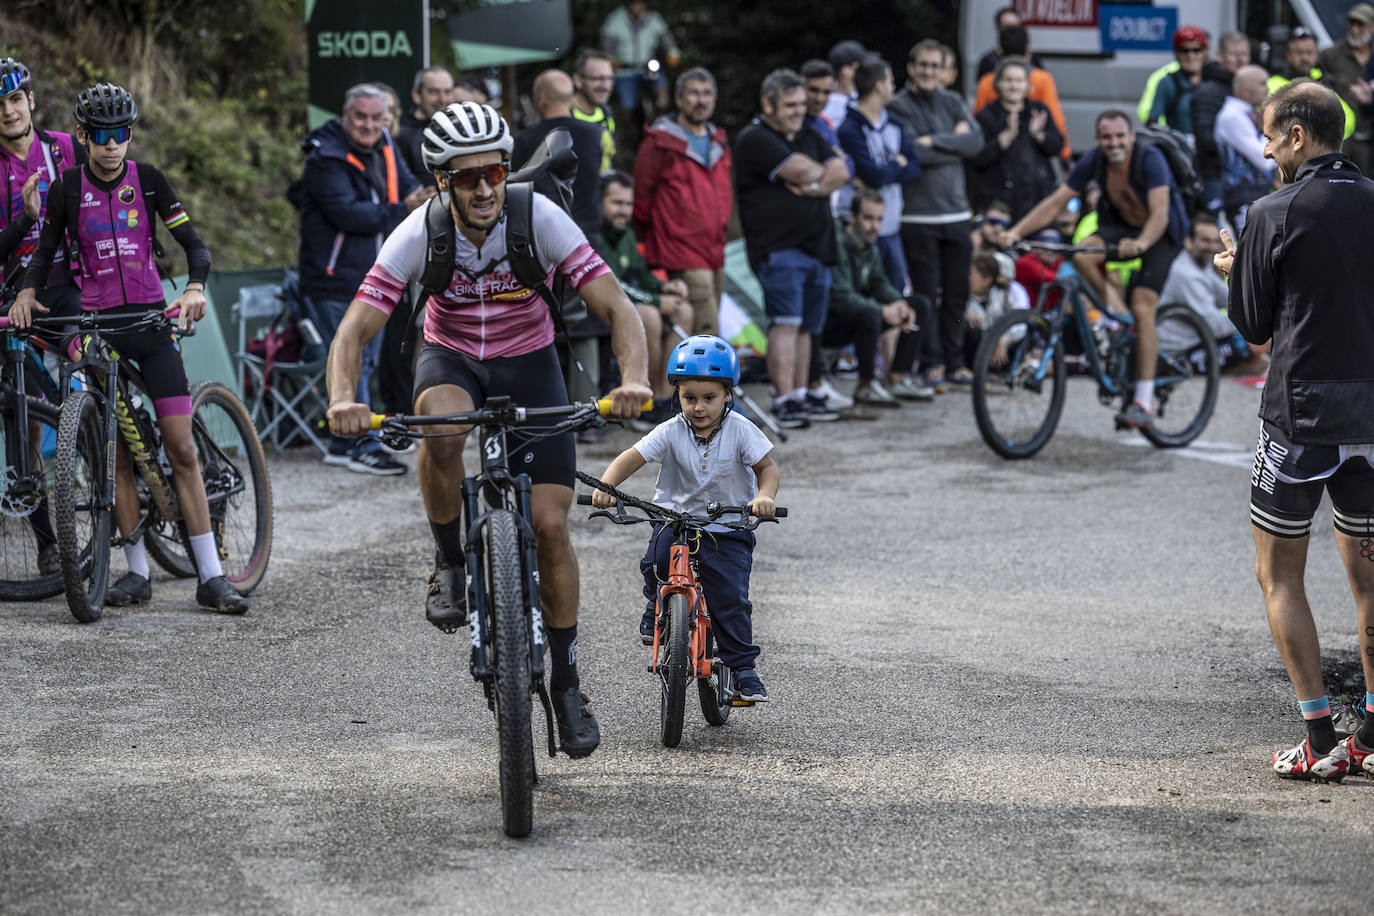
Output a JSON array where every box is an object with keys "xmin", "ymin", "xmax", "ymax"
[{"xmin": 1230, "ymin": 153, "xmax": 1374, "ymax": 444}]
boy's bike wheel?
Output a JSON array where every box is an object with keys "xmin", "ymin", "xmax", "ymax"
[
  {"xmin": 0, "ymin": 396, "xmax": 67, "ymax": 601},
  {"xmin": 487, "ymin": 508, "xmax": 534, "ymax": 838},
  {"xmin": 54, "ymin": 390, "xmax": 111, "ymax": 623},
  {"xmin": 1140, "ymin": 303, "xmax": 1220, "ymax": 449},
  {"xmin": 659, "ymin": 591, "xmax": 690, "ymax": 748},
  {"xmin": 972, "ymin": 309, "xmax": 1066, "ymax": 459},
  {"xmin": 698, "ymin": 628, "xmax": 732, "ymax": 726}
]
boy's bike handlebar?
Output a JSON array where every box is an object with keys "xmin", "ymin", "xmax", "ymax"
[{"xmin": 575, "ymin": 471, "xmax": 786, "ymax": 531}]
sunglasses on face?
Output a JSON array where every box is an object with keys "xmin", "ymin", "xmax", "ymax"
[
  {"xmin": 1178, "ymin": 46, "xmax": 1206, "ymax": 54},
  {"xmin": 983, "ymin": 216, "xmax": 1008, "ymax": 227},
  {"xmin": 89, "ymin": 126, "xmax": 131, "ymax": 145},
  {"xmin": 440, "ymin": 161, "xmax": 509, "ymax": 190}
]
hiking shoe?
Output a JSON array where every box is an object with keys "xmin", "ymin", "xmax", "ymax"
[
  {"xmin": 810, "ymin": 376, "xmax": 854, "ymax": 409},
  {"xmin": 106, "ymin": 571, "xmax": 151, "ymax": 606},
  {"xmin": 196, "ymin": 575, "xmax": 249, "ymax": 614},
  {"xmin": 639, "ymin": 605, "xmax": 655, "ymax": 645},
  {"xmin": 552, "ymin": 687, "xmax": 600, "ymax": 758},
  {"xmin": 1336, "ymin": 734, "xmax": 1374, "ymax": 777},
  {"xmin": 1272, "ymin": 736, "xmax": 1348, "ymax": 782},
  {"xmin": 425, "ymin": 559, "xmax": 467, "ymax": 632},
  {"xmin": 348, "ymin": 449, "xmax": 405, "ymax": 476},
  {"xmin": 37, "ymin": 543, "xmax": 60, "ymax": 576},
  {"xmin": 771, "ymin": 400, "xmax": 811, "ymax": 430},
  {"xmin": 734, "ymin": 668, "xmax": 770, "ymax": 703},
  {"xmin": 802, "ymin": 394, "xmax": 841, "ymax": 421},
  {"xmin": 853, "ymin": 381, "xmax": 901, "ymax": 408},
  {"xmin": 1114, "ymin": 402, "xmax": 1155, "ymax": 430},
  {"xmin": 889, "ymin": 376, "xmax": 935, "ymax": 401}
]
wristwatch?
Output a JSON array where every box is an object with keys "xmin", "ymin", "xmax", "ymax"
[{"xmin": 808, "ymin": 180, "xmax": 820, "ymax": 196}]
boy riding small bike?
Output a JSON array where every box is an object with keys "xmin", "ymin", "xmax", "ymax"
[{"xmin": 591, "ymin": 334, "xmax": 780, "ymax": 702}]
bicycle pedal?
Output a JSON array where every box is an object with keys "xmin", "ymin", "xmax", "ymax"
[{"xmin": 730, "ymin": 698, "xmax": 755, "ymax": 707}]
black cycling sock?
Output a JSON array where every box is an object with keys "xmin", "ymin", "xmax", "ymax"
[
  {"xmin": 1306, "ymin": 715, "xmax": 1338, "ymax": 755},
  {"xmin": 546, "ymin": 624, "xmax": 579, "ymax": 692},
  {"xmin": 429, "ymin": 517, "xmax": 465, "ymax": 568}
]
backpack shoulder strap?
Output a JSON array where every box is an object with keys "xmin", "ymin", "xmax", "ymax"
[
  {"xmin": 418, "ymin": 194, "xmax": 455, "ymax": 304},
  {"xmin": 504, "ymin": 181, "xmax": 573, "ymax": 340}
]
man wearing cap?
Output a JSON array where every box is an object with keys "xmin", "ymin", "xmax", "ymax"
[
  {"xmin": 1269, "ymin": 28, "xmax": 1356, "ymax": 139},
  {"xmin": 822, "ymin": 40, "xmax": 866, "ymax": 127},
  {"xmin": 1140, "ymin": 26, "xmax": 1210, "ymax": 136},
  {"xmin": 1319, "ymin": 3, "xmax": 1374, "ymax": 173}
]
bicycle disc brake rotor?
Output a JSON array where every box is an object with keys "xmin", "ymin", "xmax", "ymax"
[{"xmin": 0, "ymin": 467, "xmax": 44, "ymax": 518}]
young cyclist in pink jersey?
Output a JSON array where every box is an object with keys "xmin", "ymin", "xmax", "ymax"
[{"xmin": 10, "ymin": 83, "xmax": 247, "ymax": 614}]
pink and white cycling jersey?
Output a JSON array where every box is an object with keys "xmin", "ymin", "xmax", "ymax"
[{"xmin": 355, "ymin": 193, "xmax": 611, "ymax": 360}]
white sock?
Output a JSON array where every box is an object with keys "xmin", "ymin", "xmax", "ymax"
[
  {"xmin": 1134, "ymin": 380, "xmax": 1155, "ymax": 410},
  {"xmin": 189, "ymin": 532, "xmax": 224, "ymax": 582},
  {"xmin": 123, "ymin": 539, "xmax": 149, "ymax": 580}
]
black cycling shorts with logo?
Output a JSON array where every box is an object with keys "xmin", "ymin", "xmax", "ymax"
[
  {"xmin": 1091, "ymin": 220, "xmax": 1180, "ymax": 296},
  {"xmin": 1250, "ymin": 420, "xmax": 1374, "ymax": 539},
  {"xmin": 412, "ymin": 341, "xmax": 575, "ymax": 487}
]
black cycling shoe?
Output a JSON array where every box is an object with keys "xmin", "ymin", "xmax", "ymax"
[
  {"xmin": 37, "ymin": 544, "xmax": 60, "ymax": 576},
  {"xmin": 196, "ymin": 575, "xmax": 249, "ymax": 614},
  {"xmin": 425, "ymin": 559, "xmax": 467, "ymax": 633},
  {"xmin": 551, "ymin": 687, "xmax": 601, "ymax": 758},
  {"xmin": 106, "ymin": 572, "xmax": 151, "ymax": 606}
]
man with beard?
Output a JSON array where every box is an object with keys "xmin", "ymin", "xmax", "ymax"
[
  {"xmin": 632, "ymin": 67, "xmax": 733, "ymax": 337},
  {"xmin": 571, "ymin": 49, "xmax": 618, "ymax": 173},
  {"xmin": 1268, "ymin": 28, "xmax": 1355, "ymax": 140},
  {"xmin": 1319, "ymin": 4, "xmax": 1374, "ymax": 173},
  {"xmin": 326, "ymin": 102, "xmax": 651, "ymax": 758},
  {"xmin": 1001, "ymin": 110, "xmax": 1189, "ymax": 431}
]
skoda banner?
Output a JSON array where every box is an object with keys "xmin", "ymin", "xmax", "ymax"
[
  {"xmin": 306, "ymin": 0, "xmax": 429, "ymax": 128},
  {"xmin": 446, "ymin": 0, "xmax": 573, "ymax": 69}
]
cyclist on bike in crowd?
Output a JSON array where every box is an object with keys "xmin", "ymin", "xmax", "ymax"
[
  {"xmin": 10, "ymin": 82, "xmax": 248, "ymax": 613},
  {"xmin": 1213, "ymin": 80, "xmax": 1374, "ymax": 782},
  {"xmin": 999, "ymin": 108, "xmax": 1190, "ymax": 431},
  {"xmin": 325, "ymin": 101, "xmax": 651, "ymax": 759},
  {"xmin": 590, "ymin": 335, "xmax": 779, "ymax": 703}
]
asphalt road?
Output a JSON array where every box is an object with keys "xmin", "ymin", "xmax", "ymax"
[{"xmin": 2, "ymin": 377, "xmax": 1369, "ymax": 914}]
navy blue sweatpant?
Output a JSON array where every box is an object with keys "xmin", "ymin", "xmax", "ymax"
[{"xmin": 640, "ymin": 524, "xmax": 758, "ymax": 671}]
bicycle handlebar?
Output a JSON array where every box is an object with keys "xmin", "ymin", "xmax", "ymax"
[
  {"xmin": 1011, "ymin": 240, "xmax": 1119, "ymax": 258},
  {"xmin": 368, "ymin": 397, "xmax": 653, "ymax": 432},
  {"xmin": 0, "ymin": 307, "xmax": 183, "ymax": 332},
  {"xmin": 575, "ymin": 471, "xmax": 786, "ymax": 530}
]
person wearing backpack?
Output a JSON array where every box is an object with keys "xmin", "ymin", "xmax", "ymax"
[
  {"xmin": 325, "ymin": 101, "xmax": 652, "ymax": 759},
  {"xmin": 1000, "ymin": 109, "xmax": 1190, "ymax": 432}
]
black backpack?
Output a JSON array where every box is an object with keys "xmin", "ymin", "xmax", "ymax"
[
  {"xmin": 1132, "ymin": 123, "xmax": 1204, "ymax": 209},
  {"xmin": 414, "ymin": 127, "xmax": 588, "ymax": 339}
]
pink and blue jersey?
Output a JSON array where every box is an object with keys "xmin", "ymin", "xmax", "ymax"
[
  {"xmin": 355, "ymin": 193, "xmax": 611, "ymax": 360},
  {"xmin": 0, "ymin": 130, "xmax": 77, "ymax": 282},
  {"xmin": 72, "ymin": 160, "xmax": 177, "ymax": 309}
]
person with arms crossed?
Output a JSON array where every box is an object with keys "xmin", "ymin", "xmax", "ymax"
[
  {"xmin": 1213, "ymin": 80, "xmax": 1374, "ymax": 782},
  {"xmin": 326, "ymin": 102, "xmax": 652, "ymax": 759}
]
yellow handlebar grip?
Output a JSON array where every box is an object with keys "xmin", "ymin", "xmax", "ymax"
[
  {"xmin": 369, "ymin": 414, "xmax": 386, "ymax": 431},
  {"xmin": 597, "ymin": 398, "xmax": 655, "ymax": 416}
]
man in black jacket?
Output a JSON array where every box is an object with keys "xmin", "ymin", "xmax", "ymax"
[
  {"xmin": 1214, "ymin": 80, "xmax": 1374, "ymax": 783},
  {"xmin": 1190, "ymin": 31, "xmax": 1252, "ymax": 214}
]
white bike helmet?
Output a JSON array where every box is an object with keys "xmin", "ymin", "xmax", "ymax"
[{"xmin": 422, "ymin": 101, "xmax": 513, "ymax": 168}]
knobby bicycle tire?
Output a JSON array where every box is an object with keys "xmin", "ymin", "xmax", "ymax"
[
  {"xmin": 698, "ymin": 628, "xmax": 732, "ymax": 727},
  {"xmin": 0, "ymin": 395, "xmax": 66, "ymax": 601},
  {"xmin": 487, "ymin": 508, "xmax": 535, "ymax": 838},
  {"xmin": 971, "ymin": 309, "xmax": 1067, "ymax": 459},
  {"xmin": 54, "ymin": 390, "xmax": 111, "ymax": 623},
  {"xmin": 1140, "ymin": 304, "xmax": 1220, "ymax": 449},
  {"xmin": 660, "ymin": 591, "xmax": 690, "ymax": 748}
]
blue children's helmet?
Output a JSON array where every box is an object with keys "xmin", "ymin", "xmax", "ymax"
[{"xmin": 667, "ymin": 335, "xmax": 739, "ymax": 387}]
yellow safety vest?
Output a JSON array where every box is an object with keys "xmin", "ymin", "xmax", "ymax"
[
  {"xmin": 1266, "ymin": 71, "xmax": 1356, "ymax": 139},
  {"xmin": 573, "ymin": 103, "xmax": 617, "ymax": 173}
]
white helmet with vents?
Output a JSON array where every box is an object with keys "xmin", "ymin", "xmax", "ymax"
[{"xmin": 422, "ymin": 101, "xmax": 513, "ymax": 168}]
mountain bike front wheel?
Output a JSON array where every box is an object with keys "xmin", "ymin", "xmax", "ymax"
[
  {"xmin": 486, "ymin": 508, "xmax": 535, "ymax": 838},
  {"xmin": 1141, "ymin": 303, "xmax": 1220, "ymax": 449},
  {"xmin": 54, "ymin": 390, "xmax": 111, "ymax": 623},
  {"xmin": 971, "ymin": 309, "xmax": 1066, "ymax": 459},
  {"xmin": 659, "ymin": 591, "xmax": 690, "ymax": 748}
]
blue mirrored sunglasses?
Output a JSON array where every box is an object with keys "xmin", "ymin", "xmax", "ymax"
[
  {"xmin": 90, "ymin": 126, "xmax": 131, "ymax": 145},
  {"xmin": 0, "ymin": 73, "xmax": 26, "ymax": 95}
]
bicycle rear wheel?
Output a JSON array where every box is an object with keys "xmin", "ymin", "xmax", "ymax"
[
  {"xmin": 54, "ymin": 390, "xmax": 111, "ymax": 623},
  {"xmin": 486, "ymin": 508, "xmax": 534, "ymax": 838},
  {"xmin": 698, "ymin": 627, "xmax": 732, "ymax": 727},
  {"xmin": 1141, "ymin": 303, "xmax": 1220, "ymax": 448},
  {"xmin": 0, "ymin": 395, "xmax": 66, "ymax": 601},
  {"xmin": 971, "ymin": 309, "xmax": 1066, "ymax": 459},
  {"xmin": 659, "ymin": 591, "xmax": 690, "ymax": 748}
]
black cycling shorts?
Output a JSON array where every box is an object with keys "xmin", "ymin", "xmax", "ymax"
[
  {"xmin": 88, "ymin": 303, "xmax": 192, "ymax": 417},
  {"xmin": 1250, "ymin": 421, "xmax": 1374, "ymax": 539},
  {"xmin": 412, "ymin": 341, "xmax": 575, "ymax": 487},
  {"xmin": 1091, "ymin": 220, "xmax": 1180, "ymax": 296}
]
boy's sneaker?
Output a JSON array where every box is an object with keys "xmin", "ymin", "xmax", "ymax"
[
  {"xmin": 802, "ymin": 394, "xmax": 841, "ymax": 422},
  {"xmin": 1272, "ymin": 736, "xmax": 1349, "ymax": 782},
  {"xmin": 323, "ymin": 449, "xmax": 352, "ymax": 467},
  {"xmin": 810, "ymin": 377, "xmax": 854, "ymax": 409},
  {"xmin": 1336, "ymin": 734, "xmax": 1374, "ymax": 777},
  {"xmin": 348, "ymin": 449, "xmax": 406, "ymax": 476},
  {"xmin": 889, "ymin": 376, "xmax": 935, "ymax": 401},
  {"xmin": 771, "ymin": 400, "xmax": 811, "ymax": 430},
  {"xmin": 1114, "ymin": 402, "xmax": 1155, "ymax": 431},
  {"xmin": 638, "ymin": 605, "xmax": 655, "ymax": 645},
  {"xmin": 734, "ymin": 668, "xmax": 769, "ymax": 703}
]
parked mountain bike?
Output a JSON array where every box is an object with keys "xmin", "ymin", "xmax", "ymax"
[
  {"xmin": 575, "ymin": 471, "xmax": 785, "ymax": 748},
  {"xmin": 32, "ymin": 309, "xmax": 272, "ymax": 622},
  {"xmin": 971, "ymin": 241, "xmax": 1219, "ymax": 459},
  {"xmin": 372, "ymin": 396, "xmax": 635, "ymax": 838}
]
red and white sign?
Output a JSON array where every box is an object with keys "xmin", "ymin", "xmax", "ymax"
[{"xmin": 1014, "ymin": 0, "xmax": 1098, "ymax": 27}]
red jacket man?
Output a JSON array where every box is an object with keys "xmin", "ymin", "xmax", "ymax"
[{"xmin": 633, "ymin": 67, "xmax": 733, "ymax": 334}]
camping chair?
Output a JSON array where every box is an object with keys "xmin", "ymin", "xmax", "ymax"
[{"xmin": 234, "ymin": 281, "xmax": 329, "ymax": 454}]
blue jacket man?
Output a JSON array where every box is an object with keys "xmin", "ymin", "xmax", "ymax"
[{"xmin": 296, "ymin": 83, "xmax": 431, "ymax": 473}]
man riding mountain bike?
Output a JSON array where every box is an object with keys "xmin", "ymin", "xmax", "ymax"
[{"xmin": 326, "ymin": 101, "xmax": 651, "ymax": 759}]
